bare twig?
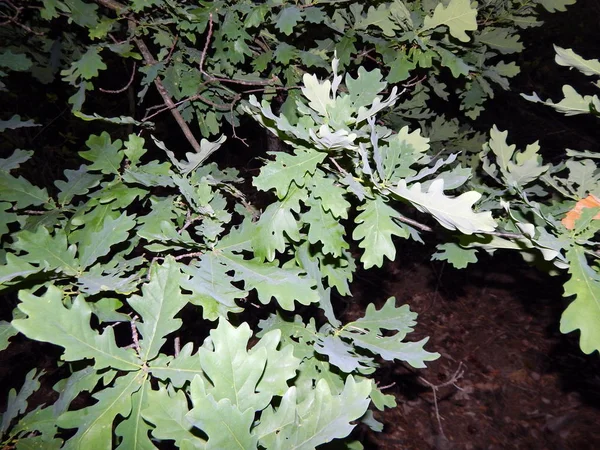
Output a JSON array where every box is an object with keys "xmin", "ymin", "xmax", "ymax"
[
  {"xmin": 396, "ymin": 214, "xmax": 434, "ymax": 232},
  {"xmin": 133, "ymin": 32, "xmax": 204, "ymax": 154},
  {"xmin": 99, "ymin": 62, "xmax": 137, "ymax": 93},
  {"xmin": 174, "ymin": 336, "xmax": 180, "ymax": 357},
  {"xmin": 419, "ymin": 362, "xmax": 465, "ymax": 438},
  {"xmin": 130, "ymin": 315, "xmax": 141, "ymax": 356}
]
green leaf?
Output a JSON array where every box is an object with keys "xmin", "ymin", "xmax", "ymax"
[
  {"xmin": 0, "ymin": 320, "xmax": 18, "ymax": 351},
  {"xmin": 352, "ymin": 197, "xmax": 409, "ymax": 269},
  {"xmin": 114, "ymin": 381, "xmax": 155, "ymax": 450},
  {"xmin": 0, "ymin": 51, "xmax": 32, "ymax": 71},
  {"xmin": 57, "ymin": 371, "xmax": 144, "ymax": 449},
  {"xmin": 254, "ymin": 147, "xmax": 326, "ymax": 199},
  {"xmin": 64, "ymin": 0, "xmax": 99, "ymax": 27},
  {"xmin": 536, "ymin": 0, "xmax": 576, "ymax": 12},
  {"xmin": 0, "ymin": 116, "xmax": 39, "ymax": 133},
  {"xmin": 217, "ymin": 251, "xmax": 319, "ymax": 311},
  {"xmin": 560, "ymin": 247, "xmax": 600, "ymax": 354},
  {"xmin": 0, "ymin": 149, "xmax": 33, "ymax": 172},
  {"xmin": 422, "ymin": 0, "xmax": 478, "ymax": 42},
  {"xmin": 251, "ymin": 185, "xmax": 306, "ymax": 261},
  {"xmin": 77, "ymin": 213, "xmax": 136, "ymax": 269},
  {"xmin": 61, "ymin": 46, "xmax": 106, "ymax": 83},
  {"xmin": 276, "ymin": 6, "xmax": 303, "ymax": 35},
  {"xmin": 302, "ymin": 198, "xmax": 348, "ymax": 257},
  {"xmin": 310, "ymin": 170, "xmax": 350, "ymax": 219},
  {"xmin": 149, "ymin": 343, "xmax": 204, "ymax": 388},
  {"xmin": 260, "ymin": 376, "xmax": 371, "ymax": 449},
  {"xmin": 391, "ymin": 179, "xmax": 497, "ymax": 234},
  {"xmin": 432, "ymin": 242, "xmax": 478, "ymax": 269},
  {"xmin": 0, "ymin": 172, "xmax": 49, "ymax": 208},
  {"xmin": 128, "ymin": 257, "xmax": 188, "ymax": 362},
  {"xmin": 1, "ymin": 369, "xmax": 42, "ymax": 434},
  {"xmin": 13, "ymin": 286, "xmax": 141, "ymax": 371},
  {"xmin": 187, "ymin": 375, "xmax": 258, "ymax": 450},
  {"xmin": 12, "ymin": 227, "xmax": 79, "ymax": 276},
  {"xmin": 143, "ymin": 387, "xmax": 206, "ymax": 449},
  {"xmin": 197, "ymin": 320, "xmax": 299, "ymax": 411},
  {"xmin": 181, "ymin": 256, "xmax": 247, "ymax": 321},
  {"xmin": 55, "ymin": 165, "xmax": 103, "ymax": 205},
  {"xmin": 0, "ymin": 253, "xmax": 40, "ymax": 286},
  {"xmin": 346, "ymin": 67, "xmax": 387, "ymax": 110},
  {"xmin": 79, "ymin": 132, "xmax": 124, "ymax": 175},
  {"xmin": 475, "ymin": 27, "xmax": 524, "ymax": 54},
  {"xmin": 355, "ymin": 4, "xmax": 400, "ymax": 37}
]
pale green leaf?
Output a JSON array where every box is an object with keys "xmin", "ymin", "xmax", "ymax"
[
  {"xmin": 13, "ymin": 286, "xmax": 141, "ymax": 371},
  {"xmin": 314, "ymin": 335, "xmax": 372, "ymax": 373},
  {"xmin": 128, "ymin": 257, "xmax": 188, "ymax": 361},
  {"xmin": 554, "ymin": 46, "xmax": 600, "ymax": 77},
  {"xmin": 343, "ymin": 332, "xmax": 438, "ymax": 368},
  {"xmin": 392, "ymin": 179, "xmax": 497, "ymax": 234},
  {"xmin": 301, "ymin": 73, "xmax": 334, "ymax": 116},
  {"xmin": 522, "ymin": 85, "xmax": 598, "ymax": 116},
  {"xmin": 560, "ymin": 247, "xmax": 600, "ymax": 354},
  {"xmin": 352, "ymin": 197, "xmax": 409, "ymax": 269},
  {"xmin": 351, "ymin": 297, "xmax": 418, "ymax": 336},
  {"xmin": 422, "ymin": 0, "xmax": 478, "ymax": 42},
  {"xmin": 57, "ymin": 371, "xmax": 144, "ymax": 450}
]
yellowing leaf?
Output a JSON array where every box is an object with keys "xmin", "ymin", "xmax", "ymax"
[{"xmin": 562, "ymin": 195, "xmax": 600, "ymax": 230}]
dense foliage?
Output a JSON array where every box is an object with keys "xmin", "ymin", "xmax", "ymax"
[{"xmin": 1, "ymin": 0, "xmax": 598, "ymax": 448}]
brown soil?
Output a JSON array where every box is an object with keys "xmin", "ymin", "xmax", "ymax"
[{"xmin": 347, "ymin": 253, "xmax": 600, "ymax": 450}]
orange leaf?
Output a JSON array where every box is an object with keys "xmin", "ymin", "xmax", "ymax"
[{"xmin": 561, "ymin": 194, "xmax": 600, "ymax": 230}]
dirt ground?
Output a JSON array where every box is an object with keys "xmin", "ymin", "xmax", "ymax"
[{"xmin": 346, "ymin": 252, "xmax": 600, "ymax": 450}]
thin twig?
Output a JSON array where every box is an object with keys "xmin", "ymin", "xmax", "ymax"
[
  {"xmin": 418, "ymin": 362, "xmax": 465, "ymax": 438},
  {"xmin": 174, "ymin": 337, "xmax": 180, "ymax": 357},
  {"xmin": 99, "ymin": 62, "xmax": 137, "ymax": 93},
  {"xmin": 396, "ymin": 214, "xmax": 433, "ymax": 232},
  {"xmin": 130, "ymin": 315, "xmax": 141, "ymax": 356}
]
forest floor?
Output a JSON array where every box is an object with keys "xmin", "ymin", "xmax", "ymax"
[{"xmin": 345, "ymin": 252, "xmax": 600, "ymax": 450}]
